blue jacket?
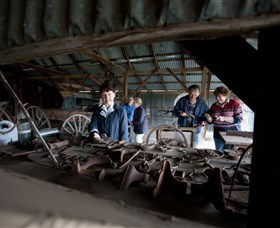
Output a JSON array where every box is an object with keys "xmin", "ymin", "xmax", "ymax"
[
  {"xmin": 122, "ymin": 103, "xmax": 135, "ymax": 122},
  {"xmin": 173, "ymin": 96, "xmax": 209, "ymax": 127},
  {"xmin": 132, "ymin": 106, "xmax": 148, "ymax": 134},
  {"xmin": 88, "ymin": 103, "xmax": 128, "ymax": 141}
]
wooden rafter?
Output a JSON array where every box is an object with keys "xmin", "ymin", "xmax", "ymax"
[
  {"xmin": 201, "ymin": 67, "xmax": 212, "ymax": 102},
  {"xmin": 121, "ymin": 46, "xmax": 148, "ymax": 90},
  {"xmin": 68, "ymin": 54, "xmax": 101, "ymax": 92},
  {"xmin": 83, "ymin": 50, "xmax": 123, "ymax": 88},
  {"xmin": 26, "ymin": 68, "xmax": 202, "ymax": 81},
  {"xmin": 18, "ymin": 62, "xmax": 69, "ymax": 75},
  {"xmin": 0, "ymin": 13, "xmax": 279, "ymax": 65},
  {"xmin": 83, "ymin": 50, "xmax": 125, "ymax": 72},
  {"xmin": 131, "ymin": 70, "xmax": 158, "ymax": 97},
  {"xmin": 127, "ymin": 81, "xmax": 205, "ymax": 85},
  {"xmin": 166, "ymin": 68, "xmax": 188, "ymax": 91},
  {"xmin": 123, "ymin": 71, "xmax": 129, "ymax": 101},
  {"xmin": 149, "ymin": 44, "xmax": 167, "ymax": 91}
]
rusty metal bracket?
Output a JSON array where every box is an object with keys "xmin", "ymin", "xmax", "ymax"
[{"xmin": 119, "ymin": 165, "xmax": 149, "ymax": 190}]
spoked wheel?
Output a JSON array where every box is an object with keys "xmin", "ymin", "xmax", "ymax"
[
  {"xmin": 61, "ymin": 114, "xmax": 90, "ymax": 137},
  {"xmin": 26, "ymin": 106, "xmax": 51, "ymax": 130}
]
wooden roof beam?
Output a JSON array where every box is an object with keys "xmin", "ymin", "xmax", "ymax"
[
  {"xmin": 149, "ymin": 44, "xmax": 167, "ymax": 91},
  {"xmin": 1, "ymin": 13, "xmax": 279, "ymax": 65},
  {"xmin": 17, "ymin": 62, "xmax": 69, "ymax": 75},
  {"xmin": 166, "ymin": 68, "xmax": 188, "ymax": 91},
  {"xmin": 82, "ymin": 50, "xmax": 125, "ymax": 72},
  {"xmin": 121, "ymin": 46, "xmax": 148, "ymax": 91},
  {"xmin": 131, "ymin": 69, "xmax": 158, "ymax": 97}
]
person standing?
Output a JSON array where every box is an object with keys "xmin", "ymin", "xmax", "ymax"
[
  {"xmin": 122, "ymin": 97, "xmax": 135, "ymax": 142},
  {"xmin": 173, "ymin": 84, "xmax": 209, "ymax": 145},
  {"xmin": 132, "ymin": 97, "xmax": 147, "ymax": 144},
  {"xmin": 88, "ymin": 80, "xmax": 128, "ymax": 143},
  {"xmin": 205, "ymin": 86, "xmax": 243, "ymax": 153}
]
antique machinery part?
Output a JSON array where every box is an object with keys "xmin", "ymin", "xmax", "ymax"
[
  {"xmin": 145, "ymin": 124, "xmax": 188, "ymax": 148},
  {"xmin": 119, "ymin": 165, "xmax": 150, "ymax": 190},
  {"xmin": 153, "ymin": 160, "xmax": 226, "ymax": 212},
  {"xmin": 119, "ymin": 150, "xmax": 142, "ymax": 169},
  {"xmin": 48, "ymin": 139, "xmax": 69, "ymax": 150},
  {"xmin": 26, "ymin": 106, "xmax": 51, "ymax": 130},
  {"xmin": 153, "ymin": 160, "xmax": 188, "ymax": 198},
  {"xmin": 0, "ymin": 102, "xmax": 16, "ymax": 134},
  {"xmin": 0, "ymin": 70, "xmax": 58, "ymax": 165},
  {"xmin": 61, "ymin": 114, "xmax": 90, "ymax": 137},
  {"xmin": 226, "ymin": 143, "xmax": 253, "ymax": 208},
  {"xmin": 139, "ymin": 154, "xmax": 161, "ymax": 173},
  {"xmin": 79, "ymin": 155, "xmax": 113, "ymax": 170},
  {"xmin": 38, "ymin": 128, "xmax": 59, "ymax": 137}
]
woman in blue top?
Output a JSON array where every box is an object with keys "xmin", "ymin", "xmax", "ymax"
[
  {"xmin": 88, "ymin": 80, "xmax": 128, "ymax": 143},
  {"xmin": 122, "ymin": 97, "xmax": 135, "ymax": 142}
]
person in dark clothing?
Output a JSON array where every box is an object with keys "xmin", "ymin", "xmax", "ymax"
[
  {"xmin": 132, "ymin": 97, "xmax": 148, "ymax": 143},
  {"xmin": 173, "ymin": 84, "xmax": 209, "ymax": 146},
  {"xmin": 88, "ymin": 80, "xmax": 128, "ymax": 143},
  {"xmin": 205, "ymin": 86, "xmax": 243, "ymax": 153}
]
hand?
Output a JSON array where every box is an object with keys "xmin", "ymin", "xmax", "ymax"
[
  {"xmin": 205, "ymin": 113, "xmax": 212, "ymax": 122},
  {"xmin": 199, "ymin": 121, "xmax": 207, "ymax": 127},
  {"xmin": 93, "ymin": 132, "xmax": 101, "ymax": 139},
  {"xmin": 179, "ymin": 111, "xmax": 187, "ymax": 117},
  {"xmin": 216, "ymin": 116, "xmax": 226, "ymax": 122}
]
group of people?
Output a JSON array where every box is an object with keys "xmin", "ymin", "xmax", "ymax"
[
  {"xmin": 88, "ymin": 80, "xmax": 147, "ymax": 144},
  {"xmin": 88, "ymin": 79, "xmax": 243, "ymax": 153},
  {"xmin": 173, "ymin": 84, "xmax": 243, "ymax": 153}
]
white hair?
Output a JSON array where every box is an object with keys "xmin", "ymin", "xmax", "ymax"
[
  {"xmin": 134, "ymin": 97, "xmax": 142, "ymax": 105},
  {"xmin": 127, "ymin": 97, "xmax": 134, "ymax": 102}
]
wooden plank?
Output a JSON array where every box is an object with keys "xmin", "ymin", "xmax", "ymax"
[
  {"xmin": 226, "ymin": 130, "xmax": 253, "ymax": 138},
  {"xmin": 219, "ymin": 131, "xmax": 253, "ymax": 146},
  {"xmin": 1, "ymin": 13, "xmax": 279, "ymax": 65}
]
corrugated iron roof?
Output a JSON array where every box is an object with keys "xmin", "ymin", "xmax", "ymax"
[{"xmin": 2, "ymin": 0, "xmax": 277, "ymax": 49}]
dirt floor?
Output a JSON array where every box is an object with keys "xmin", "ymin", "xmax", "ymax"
[{"xmin": 0, "ymin": 155, "xmax": 247, "ymax": 228}]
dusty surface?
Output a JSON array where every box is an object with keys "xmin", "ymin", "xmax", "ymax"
[{"xmin": 0, "ymin": 157, "xmax": 246, "ymax": 227}]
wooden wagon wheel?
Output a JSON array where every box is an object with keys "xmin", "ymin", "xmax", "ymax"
[
  {"xmin": 61, "ymin": 114, "xmax": 90, "ymax": 137},
  {"xmin": 26, "ymin": 106, "xmax": 51, "ymax": 130}
]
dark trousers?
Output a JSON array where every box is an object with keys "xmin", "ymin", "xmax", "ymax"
[{"xmin": 128, "ymin": 125, "xmax": 133, "ymax": 142}]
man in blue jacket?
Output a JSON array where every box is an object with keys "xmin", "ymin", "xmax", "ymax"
[
  {"xmin": 88, "ymin": 80, "xmax": 128, "ymax": 143},
  {"xmin": 173, "ymin": 84, "xmax": 209, "ymax": 146}
]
